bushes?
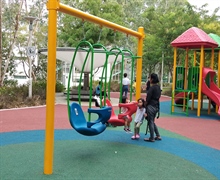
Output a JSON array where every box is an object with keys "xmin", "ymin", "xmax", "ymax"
[
  {"xmin": 0, "ymin": 80, "xmax": 47, "ymax": 109},
  {"xmin": 0, "ymin": 79, "xmax": 67, "ymax": 109},
  {"xmin": 32, "ymin": 80, "xmax": 47, "ymax": 99},
  {"xmin": 161, "ymin": 83, "xmax": 172, "ymax": 97},
  {"xmin": 56, "ymin": 81, "xmax": 65, "ymax": 92},
  {"xmin": 3, "ymin": 79, "xmax": 18, "ymax": 87}
]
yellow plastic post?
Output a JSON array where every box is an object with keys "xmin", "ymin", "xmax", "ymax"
[
  {"xmin": 183, "ymin": 48, "xmax": 189, "ymax": 112},
  {"xmin": 197, "ymin": 46, "xmax": 204, "ymax": 117},
  {"xmin": 191, "ymin": 50, "xmax": 197, "ymax": 110},
  {"xmin": 208, "ymin": 47, "xmax": 215, "ymax": 114},
  {"xmin": 44, "ymin": 0, "xmax": 58, "ymax": 175},
  {"xmin": 193, "ymin": 50, "xmax": 197, "ymax": 66},
  {"xmin": 135, "ymin": 27, "xmax": 145, "ymax": 100},
  {"xmin": 172, "ymin": 47, "xmax": 177, "ymax": 112},
  {"xmin": 201, "ymin": 50, "xmax": 206, "ymax": 110}
]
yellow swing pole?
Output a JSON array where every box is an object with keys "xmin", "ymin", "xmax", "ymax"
[
  {"xmin": 135, "ymin": 27, "xmax": 145, "ymax": 100},
  {"xmin": 44, "ymin": 0, "xmax": 58, "ymax": 175}
]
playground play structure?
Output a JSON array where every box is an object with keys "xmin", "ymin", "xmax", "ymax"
[
  {"xmin": 171, "ymin": 27, "xmax": 220, "ymax": 117},
  {"xmin": 44, "ymin": 0, "xmax": 144, "ymax": 175}
]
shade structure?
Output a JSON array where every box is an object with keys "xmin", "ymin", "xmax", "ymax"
[
  {"xmin": 171, "ymin": 27, "xmax": 218, "ymax": 49},
  {"xmin": 38, "ymin": 47, "xmax": 127, "ymax": 72}
]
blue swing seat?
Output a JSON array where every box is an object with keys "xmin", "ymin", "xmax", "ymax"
[{"xmin": 69, "ymin": 102, "xmax": 112, "ymax": 136}]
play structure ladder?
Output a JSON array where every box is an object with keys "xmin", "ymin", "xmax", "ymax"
[{"xmin": 171, "ymin": 66, "xmax": 199, "ymax": 116}]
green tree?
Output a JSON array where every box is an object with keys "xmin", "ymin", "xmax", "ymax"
[
  {"xmin": 58, "ymin": 0, "xmax": 126, "ymax": 47},
  {"xmin": 141, "ymin": 0, "xmax": 201, "ymax": 78}
]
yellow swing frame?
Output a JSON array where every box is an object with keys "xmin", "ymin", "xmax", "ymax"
[{"xmin": 44, "ymin": 0, "xmax": 145, "ymax": 174}]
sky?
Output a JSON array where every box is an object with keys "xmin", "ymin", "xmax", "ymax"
[{"xmin": 188, "ymin": 0, "xmax": 220, "ymax": 15}]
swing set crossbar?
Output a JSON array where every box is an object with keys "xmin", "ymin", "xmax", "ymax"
[{"xmin": 58, "ymin": 3, "xmax": 143, "ymax": 38}]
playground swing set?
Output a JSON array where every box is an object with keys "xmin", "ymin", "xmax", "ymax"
[
  {"xmin": 170, "ymin": 27, "xmax": 220, "ymax": 117},
  {"xmin": 66, "ymin": 40, "xmax": 138, "ymax": 134},
  {"xmin": 44, "ymin": 0, "xmax": 145, "ymax": 175}
]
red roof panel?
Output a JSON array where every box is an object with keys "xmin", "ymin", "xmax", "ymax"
[{"xmin": 171, "ymin": 27, "xmax": 218, "ymax": 49}]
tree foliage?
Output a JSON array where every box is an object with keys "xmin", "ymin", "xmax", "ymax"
[
  {"xmin": 0, "ymin": 0, "xmax": 219, "ymax": 87},
  {"xmin": 0, "ymin": 0, "xmax": 48, "ymax": 86}
]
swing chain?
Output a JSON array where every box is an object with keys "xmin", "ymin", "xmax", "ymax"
[
  {"xmin": 113, "ymin": 31, "xmax": 118, "ymax": 48},
  {"xmin": 125, "ymin": 34, "xmax": 129, "ymax": 49},
  {"xmin": 97, "ymin": 27, "xmax": 103, "ymax": 43},
  {"xmin": 82, "ymin": 20, "xmax": 86, "ymax": 40}
]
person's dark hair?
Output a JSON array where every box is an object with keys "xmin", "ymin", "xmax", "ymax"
[
  {"xmin": 99, "ymin": 81, "xmax": 102, "ymax": 85},
  {"xmin": 150, "ymin": 73, "xmax": 159, "ymax": 84},
  {"xmin": 121, "ymin": 96, "xmax": 127, "ymax": 103},
  {"xmin": 124, "ymin": 73, "xmax": 127, "ymax": 78},
  {"xmin": 137, "ymin": 98, "xmax": 145, "ymax": 108}
]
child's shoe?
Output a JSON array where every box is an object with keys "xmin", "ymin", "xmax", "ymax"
[
  {"xmin": 131, "ymin": 135, "xmax": 136, "ymax": 140},
  {"xmin": 126, "ymin": 129, "xmax": 132, "ymax": 133},
  {"xmin": 136, "ymin": 134, "xmax": 140, "ymax": 139},
  {"xmin": 124, "ymin": 128, "xmax": 128, "ymax": 132}
]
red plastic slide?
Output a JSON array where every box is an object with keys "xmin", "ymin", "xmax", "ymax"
[{"xmin": 202, "ymin": 67, "xmax": 220, "ymax": 115}]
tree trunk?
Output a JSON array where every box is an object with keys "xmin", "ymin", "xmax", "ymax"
[
  {"xmin": 0, "ymin": 0, "xmax": 2, "ymax": 86},
  {"xmin": 168, "ymin": 71, "xmax": 171, "ymax": 83},
  {"xmin": 0, "ymin": 0, "xmax": 24, "ymax": 86}
]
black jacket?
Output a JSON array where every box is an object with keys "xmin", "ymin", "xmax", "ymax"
[
  {"xmin": 146, "ymin": 84, "xmax": 161, "ymax": 108},
  {"xmin": 146, "ymin": 81, "xmax": 150, "ymax": 91}
]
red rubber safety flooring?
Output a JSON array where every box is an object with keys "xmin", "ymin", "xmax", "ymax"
[{"xmin": 1, "ymin": 93, "xmax": 220, "ymax": 150}]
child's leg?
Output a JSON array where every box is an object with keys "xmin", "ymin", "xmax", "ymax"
[
  {"xmin": 134, "ymin": 122, "xmax": 137, "ymax": 135},
  {"xmin": 131, "ymin": 122, "xmax": 139, "ymax": 139},
  {"xmin": 123, "ymin": 116, "xmax": 128, "ymax": 129},
  {"xmin": 136, "ymin": 122, "xmax": 142, "ymax": 135},
  {"xmin": 127, "ymin": 120, "xmax": 131, "ymax": 129}
]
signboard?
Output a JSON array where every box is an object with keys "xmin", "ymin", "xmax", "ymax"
[{"xmin": 26, "ymin": 46, "xmax": 36, "ymax": 57}]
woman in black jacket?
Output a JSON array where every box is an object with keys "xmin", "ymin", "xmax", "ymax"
[{"xmin": 144, "ymin": 73, "xmax": 161, "ymax": 142}]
